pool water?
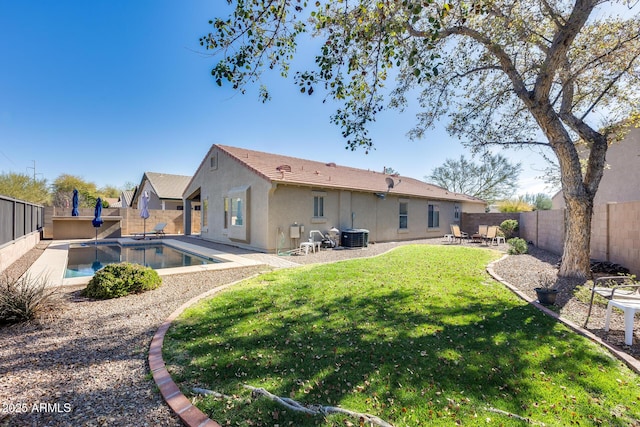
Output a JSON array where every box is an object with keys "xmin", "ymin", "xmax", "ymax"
[{"xmin": 64, "ymin": 243, "xmax": 222, "ymax": 278}]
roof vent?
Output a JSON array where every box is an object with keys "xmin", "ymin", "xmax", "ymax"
[
  {"xmin": 326, "ymin": 162, "xmax": 336, "ymax": 167},
  {"xmin": 276, "ymin": 164, "xmax": 292, "ymax": 172}
]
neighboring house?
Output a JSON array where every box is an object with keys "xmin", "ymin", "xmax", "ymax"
[
  {"xmin": 182, "ymin": 144, "xmax": 486, "ymax": 253},
  {"xmin": 132, "ymin": 172, "xmax": 193, "ymax": 210},
  {"xmin": 118, "ymin": 189, "xmax": 135, "ymax": 208},
  {"xmin": 104, "ymin": 197, "xmax": 120, "ymax": 208},
  {"xmin": 552, "ymin": 126, "xmax": 640, "ymax": 209}
]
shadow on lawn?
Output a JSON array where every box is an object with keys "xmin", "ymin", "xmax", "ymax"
[{"xmin": 166, "ymin": 285, "xmax": 628, "ymax": 425}]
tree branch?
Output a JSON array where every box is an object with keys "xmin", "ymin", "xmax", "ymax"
[{"xmin": 533, "ymin": 0, "xmax": 595, "ymax": 102}]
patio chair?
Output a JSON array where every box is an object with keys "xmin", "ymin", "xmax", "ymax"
[
  {"xmin": 584, "ymin": 275, "xmax": 640, "ymax": 326},
  {"xmin": 478, "ymin": 225, "xmax": 489, "ymax": 237},
  {"xmin": 134, "ymin": 222, "xmax": 167, "ymax": 239},
  {"xmin": 450, "ymin": 224, "xmax": 468, "ymax": 244},
  {"xmin": 483, "ymin": 226, "xmax": 499, "ymax": 245}
]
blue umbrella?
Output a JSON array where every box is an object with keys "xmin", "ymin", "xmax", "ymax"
[
  {"xmin": 72, "ymin": 189, "xmax": 79, "ymax": 216},
  {"xmin": 92, "ymin": 198, "xmax": 103, "ymax": 244}
]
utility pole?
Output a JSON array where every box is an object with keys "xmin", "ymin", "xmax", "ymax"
[{"xmin": 27, "ymin": 160, "xmax": 43, "ymax": 181}]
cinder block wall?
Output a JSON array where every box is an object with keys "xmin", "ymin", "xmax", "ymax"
[
  {"xmin": 519, "ymin": 202, "xmax": 640, "ymax": 275},
  {"xmin": 460, "ymin": 213, "xmax": 520, "ymax": 236},
  {"xmin": 44, "ymin": 207, "xmax": 201, "ymax": 239},
  {"xmin": 121, "ymin": 209, "xmax": 201, "ymax": 235},
  {"xmin": 608, "ymin": 202, "xmax": 640, "ymax": 274},
  {"xmin": 520, "ymin": 210, "xmax": 564, "ymax": 254}
]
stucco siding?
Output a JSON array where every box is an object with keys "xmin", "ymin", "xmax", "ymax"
[
  {"xmin": 594, "ymin": 127, "xmax": 640, "ymax": 205},
  {"xmin": 186, "ymin": 144, "xmax": 486, "ymax": 253},
  {"xmin": 188, "ymin": 146, "xmax": 272, "ymax": 251}
]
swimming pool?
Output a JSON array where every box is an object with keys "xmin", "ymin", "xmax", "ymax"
[{"xmin": 64, "ymin": 242, "xmax": 225, "ymax": 278}]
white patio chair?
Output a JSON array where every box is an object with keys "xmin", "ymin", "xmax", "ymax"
[{"xmin": 584, "ymin": 276, "xmax": 640, "ymax": 326}]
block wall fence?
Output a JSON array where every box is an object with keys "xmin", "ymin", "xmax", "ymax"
[
  {"xmin": 43, "ymin": 207, "xmax": 201, "ymax": 239},
  {"xmin": 519, "ymin": 201, "xmax": 640, "ymax": 276}
]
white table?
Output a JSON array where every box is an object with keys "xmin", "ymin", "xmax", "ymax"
[
  {"xmin": 442, "ymin": 234, "xmax": 454, "ymax": 243},
  {"xmin": 604, "ymin": 300, "xmax": 640, "ymax": 345},
  {"xmin": 299, "ymin": 241, "xmax": 321, "ymax": 254}
]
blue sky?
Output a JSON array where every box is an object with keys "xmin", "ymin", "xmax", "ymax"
[{"xmin": 1, "ymin": 1, "xmax": 622, "ymax": 196}]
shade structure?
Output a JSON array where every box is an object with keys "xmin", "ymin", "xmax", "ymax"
[
  {"xmin": 71, "ymin": 189, "xmax": 79, "ymax": 217},
  {"xmin": 92, "ymin": 198, "xmax": 104, "ymax": 244},
  {"xmin": 140, "ymin": 191, "xmax": 150, "ymax": 238}
]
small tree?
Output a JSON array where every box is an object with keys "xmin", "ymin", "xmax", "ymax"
[
  {"xmin": 498, "ymin": 199, "xmax": 534, "ymax": 213},
  {"xmin": 427, "ymin": 153, "xmax": 521, "ymax": 202},
  {"xmin": 521, "ymin": 193, "xmax": 553, "ymax": 211}
]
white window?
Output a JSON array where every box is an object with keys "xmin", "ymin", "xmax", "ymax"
[
  {"xmin": 223, "ymin": 197, "xmax": 229, "ymax": 229},
  {"xmin": 231, "ymin": 197, "xmax": 243, "ymax": 226},
  {"xmin": 202, "ymin": 198, "xmax": 208, "ymax": 229},
  {"xmin": 313, "ymin": 195, "xmax": 324, "ymax": 217},
  {"xmin": 399, "ymin": 202, "xmax": 408, "ymax": 229},
  {"xmin": 226, "ymin": 185, "xmax": 249, "ymax": 242},
  {"xmin": 428, "ymin": 204, "xmax": 440, "ymax": 228}
]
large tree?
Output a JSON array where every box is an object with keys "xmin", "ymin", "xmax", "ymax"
[
  {"xmin": 427, "ymin": 153, "xmax": 521, "ymax": 202},
  {"xmin": 0, "ymin": 172, "xmax": 50, "ymax": 205},
  {"xmin": 51, "ymin": 174, "xmax": 99, "ymax": 208},
  {"xmin": 202, "ymin": 0, "xmax": 640, "ymax": 278}
]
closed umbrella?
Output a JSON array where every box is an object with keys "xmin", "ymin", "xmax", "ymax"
[
  {"xmin": 92, "ymin": 198, "xmax": 104, "ymax": 244},
  {"xmin": 72, "ymin": 189, "xmax": 79, "ymax": 217},
  {"xmin": 140, "ymin": 191, "xmax": 150, "ymax": 239}
]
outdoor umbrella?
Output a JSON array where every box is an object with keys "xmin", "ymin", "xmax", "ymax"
[
  {"xmin": 140, "ymin": 191, "xmax": 150, "ymax": 239},
  {"xmin": 92, "ymin": 198, "xmax": 104, "ymax": 244},
  {"xmin": 71, "ymin": 189, "xmax": 79, "ymax": 216}
]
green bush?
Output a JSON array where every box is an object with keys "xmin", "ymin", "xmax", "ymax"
[
  {"xmin": 0, "ymin": 273, "xmax": 63, "ymax": 325},
  {"xmin": 500, "ymin": 219, "xmax": 519, "ymax": 239},
  {"xmin": 82, "ymin": 263, "xmax": 162, "ymax": 299},
  {"xmin": 507, "ymin": 237, "xmax": 528, "ymax": 255}
]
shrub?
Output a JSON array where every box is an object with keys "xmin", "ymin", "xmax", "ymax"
[
  {"xmin": 0, "ymin": 273, "xmax": 63, "ymax": 325},
  {"xmin": 500, "ymin": 219, "xmax": 519, "ymax": 239},
  {"xmin": 498, "ymin": 199, "xmax": 534, "ymax": 213},
  {"xmin": 507, "ymin": 237, "xmax": 528, "ymax": 255},
  {"xmin": 83, "ymin": 262, "xmax": 162, "ymax": 299}
]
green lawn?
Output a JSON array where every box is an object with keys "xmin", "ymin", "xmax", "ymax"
[{"xmin": 163, "ymin": 245, "xmax": 640, "ymax": 426}]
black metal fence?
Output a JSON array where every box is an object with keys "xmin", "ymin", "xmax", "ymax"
[{"xmin": 0, "ymin": 195, "xmax": 44, "ymax": 247}]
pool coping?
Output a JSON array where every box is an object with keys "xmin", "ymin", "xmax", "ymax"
[{"xmin": 25, "ymin": 238, "xmax": 265, "ymax": 288}]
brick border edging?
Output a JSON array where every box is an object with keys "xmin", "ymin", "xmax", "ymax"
[
  {"xmin": 486, "ymin": 255, "xmax": 640, "ymax": 374},
  {"xmin": 149, "ymin": 275, "xmax": 261, "ymax": 427}
]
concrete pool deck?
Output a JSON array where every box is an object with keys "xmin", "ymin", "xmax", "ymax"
[{"xmin": 26, "ymin": 237, "xmax": 301, "ymax": 287}]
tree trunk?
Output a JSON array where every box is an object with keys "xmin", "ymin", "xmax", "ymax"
[{"xmin": 559, "ymin": 193, "xmax": 593, "ymax": 279}]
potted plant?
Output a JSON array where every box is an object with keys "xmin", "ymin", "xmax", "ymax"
[{"xmin": 534, "ymin": 272, "xmax": 559, "ymax": 306}]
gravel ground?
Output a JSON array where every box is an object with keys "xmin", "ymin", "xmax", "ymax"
[
  {"xmin": 1, "ymin": 238, "xmax": 637, "ymax": 426},
  {"xmin": 0, "ymin": 243, "xmax": 269, "ymax": 427}
]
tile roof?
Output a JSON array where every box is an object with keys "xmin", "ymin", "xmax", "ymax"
[
  {"xmin": 144, "ymin": 172, "xmax": 192, "ymax": 200},
  {"xmin": 104, "ymin": 197, "xmax": 120, "ymax": 207},
  {"xmin": 121, "ymin": 190, "xmax": 135, "ymax": 207},
  {"xmin": 216, "ymin": 145, "xmax": 485, "ymax": 204}
]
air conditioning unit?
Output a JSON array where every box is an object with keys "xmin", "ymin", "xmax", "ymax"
[{"xmin": 340, "ymin": 229, "xmax": 369, "ymax": 248}]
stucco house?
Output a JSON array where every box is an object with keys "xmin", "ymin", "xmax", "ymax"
[
  {"xmin": 552, "ymin": 126, "xmax": 640, "ymax": 209},
  {"xmin": 182, "ymin": 145, "xmax": 486, "ymax": 253},
  {"xmin": 131, "ymin": 172, "xmax": 193, "ymax": 211}
]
